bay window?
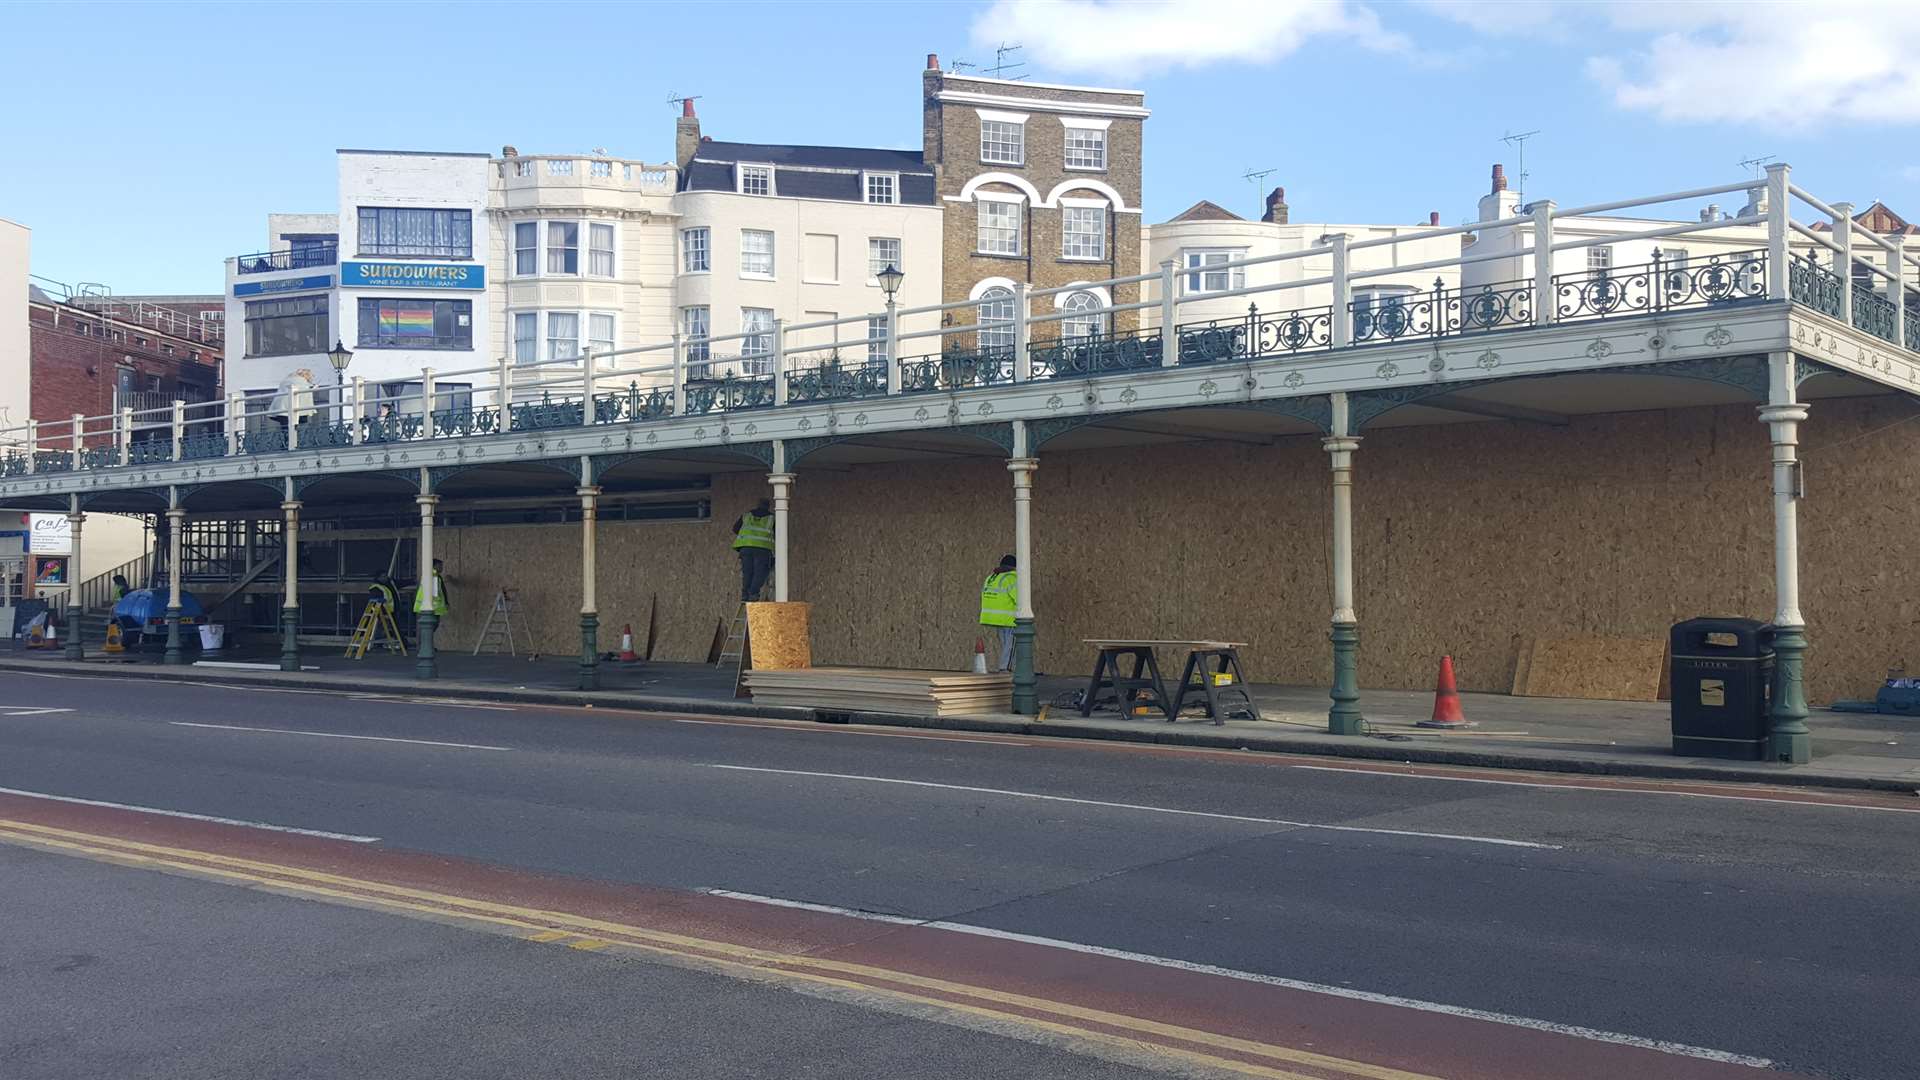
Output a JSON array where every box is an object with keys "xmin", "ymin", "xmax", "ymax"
[
  {"xmin": 589, "ymin": 223, "xmax": 615, "ymax": 277},
  {"xmin": 682, "ymin": 227, "xmax": 710, "ymax": 273},
  {"xmin": 546, "ymin": 221, "xmax": 579, "ymax": 274},
  {"xmin": 589, "ymin": 313, "xmax": 615, "ymax": 355},
  {"xmin": 741, "ymin": 308, "xmax": 774, "ymax": 373},
  {"xmin": 513, "ymin": 222, "xmax": 538, "ymax": 276},
  {"xmin": 513, "ymin": 313, "xmax": 537, "ymax": 364},
  {"xmin": 546, "ymin": 311, "xmax": 579, "ymax": 361},
  {"xmin": 682, "ymin": 306, "xmax": 710, "ymax": 364}
]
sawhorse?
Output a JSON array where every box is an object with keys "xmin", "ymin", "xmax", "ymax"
[
  {"xmin": 1079, "ymin": 641, "xmax": 1174, "ymax": 720},
  {"xmin": 1169, "ymin": 643, "xmax": 1260, "ymax": 726}
]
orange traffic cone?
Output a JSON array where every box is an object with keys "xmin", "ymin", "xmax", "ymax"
[
  {"xmin": 1418, "ymin": 655, "xmax": 1473, "ymax": 728},
  {"xmin": 972, "ymin": 637, "xmax": 988, "ymax": 674},
  {"xmin": 618, "ymin": 623, "xmax": 640, "ymax": 662}
]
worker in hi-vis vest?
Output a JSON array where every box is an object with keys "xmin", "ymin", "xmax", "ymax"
[
  {"xmin": 979, "ymin": 554, "xmax": 1018, "ymax": 673},
  {"xmin": 731, "ymin": 499, "xmax": 776, "ymax": 602},
  {"xmin": 367, "ymin": 577, "xmax": 397, "ymax": 612},
  {"xmin": 414, "ymin": 559, "xmax": 450, "ymax": 620}
]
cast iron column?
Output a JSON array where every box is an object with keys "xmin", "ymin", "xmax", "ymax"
[
  {"xmin": 415, "ymin": 492, "xmax": 439, "ymax": 680},
  {"xmin": 1762, "ymin": 353, "xmax": 1812, "ymax": 764},
  {"xmin": 279, "ymin": 496, "xmax": 300, "ymax": 672},
  {"xmin": 1009, "ymin": 455, "xmax": 1039, "ymax": 715},
  {"xmin": 63, "ymin": 498, "xmax": 84, "ymax": 660},
  {"xmin": 1325, "ymin": 393, "xmax": 1363, "ymax": 734},
  {"xmin": 578, "ymin": 483, "xmax": 601, "ymax": 691}
]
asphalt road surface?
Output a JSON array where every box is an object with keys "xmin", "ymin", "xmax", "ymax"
[{"xmin": 1, "ymin": 669, "xmax": 1915, "ymax": 1079}]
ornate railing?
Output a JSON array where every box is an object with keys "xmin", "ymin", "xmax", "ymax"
[
  {"xmin": 1031, "ymin": 328, "xmax": 1161, "ymax": 380},
  {"xmin": 593, "ymin": 385, "xmax": 673, "ymax": 424},
  {"xmin": 787, "ymin": 363, "xmax": 887, "ymax": 404},
  {"xmin": 681, "ymin": 377, "xmax": 774, "ymax": 415},
  {"xmin": 35, "ymin": 450, "xmax": 74, "ymax": 474},
  {"xmin": 233, "ymin": 241, "xmax": 337, "ymax": 275},
  {"xmin": 180, "ymin": 433, "xmax": 228, "ymax": 461},
  {"xmin": 79, "ymin": 445, "xmax": 120, "ymax": 470},
  {"xmin": 1179, "ymin": 304, "xmax": 1334, "ymax": 364},
  {"xmin": 900, "ymin": 348, "xmax": 1015, "ymax": 392},
  {"xmin": 1854, "ymin": 288, "xmax": 1898, "ymax": 344},
  {"xmin": 1, "ymin": 452, "xmax": 26, "ymax": 477},
  {"xmin": 242, "ymin": 428, "xmax": 289, "ymax": 455},
  {"xmin": 298, "ymin": 422, "xmax": 356, "ymax": 450},
  {"xmin": 510, "ymin": 395, "xmax": 584, "ymax": 431},
  {"xmin": 1906, "ymin": 301, "xmax": 1920, "ymax": 350},
  {"xmin": 432, "ymin": 406, "xmax": 501, "ymax": 438},
  {"xmin": 1554, "ymin": 250, "xmax": 1766, "ymax": 322},
  {"xmin": 362, "ymin": 414, "xmax": 426, "ymax": 444},
  {"xmin": 1789, "ymin": 254, "xmax": 1844, "ymax": 319}
]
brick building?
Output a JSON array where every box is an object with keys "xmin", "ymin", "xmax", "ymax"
[
  {"xmin": 26, "ymin": 283, "xmax": 223, "ymax": 436},
  {"xmin": 920, "ymin": 56, "xmax": 1148, "ymax": 346}
]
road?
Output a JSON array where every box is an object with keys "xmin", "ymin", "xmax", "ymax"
[{"xmin": 0, "ymin": 670, "xmax": 1914, "ymax": 1079}]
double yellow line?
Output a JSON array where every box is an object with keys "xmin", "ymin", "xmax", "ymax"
[{"xmin": 0, "ymin": 818, "xmax": 1438, "ymax": 1080}]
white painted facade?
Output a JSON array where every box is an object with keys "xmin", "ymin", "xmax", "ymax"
[
  {"xmin": 672, "ymin": 189, "xmax": 942, "ymax": 373},
  {"xmin": 1141, "ymin": 217, "xmax": 1462, "ymax": 328},
  {"xmin": 0, "ymin": 218, "xmax": 28, "ymax": 443}
]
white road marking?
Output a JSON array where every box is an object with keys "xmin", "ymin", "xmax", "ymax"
[
  {"xmin": 1, "ymin": 707, "xmax": 74, "ymax": 716},
  {"xmin": 700, "ymin": 764, "xmax": 1558, "ymax": 849},
  {"xmin": 705, "ymin": 887, "xmax": 1771, "ymax": 1069},
  {"xmin": 1286, "ymin": 764, "xmax": 1920, "ymax": 813},
  {"xmin": 168, "ymin": 721, "xmax": 512, "ymax": 752},
  {"xmin": 347, "ymin": 694, "xmax": 520, "ymax": 712},
  {"xmin": 0, "ymin": 785, "xmax": 380, "ymax": 843},
  {"xmin": 671, "ymin": 717, "xmax": 1030, "ymax": 746}
]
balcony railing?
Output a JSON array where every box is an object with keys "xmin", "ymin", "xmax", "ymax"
[{"xmin": 234, "ymin": 242, "xmax": 338, "ymax": 275}]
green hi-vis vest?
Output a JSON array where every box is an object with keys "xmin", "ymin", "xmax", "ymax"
[
  {"xmin": 368, "ymin": 582, "xmax": 396, "ymax": 609},
  {"xmin": 414, "ymin": 571, "xmax": 448, "ymax": 615},
  {"xmin": 979, "ymin": 570, "xmax": 1017, "ymax": 627},
  {"xmin": 733, "ymin": 512, "xmax": 775, "ymax": 551}
]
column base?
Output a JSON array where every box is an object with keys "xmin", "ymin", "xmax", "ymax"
[
  {"xmin": 278, "ymin": 607, "xmax": 299, "ymax": 672},
  {"xmin": 579, "ymin": 613, "xmax": 599, "ymax": 691},
  {"xmin": 1011, "ymin": 618, "xmax": 1037, "ymax": 715},
  {"xmin": 415, "ymin": 611, "xmax": 439, "ymax": 680},
  {"xmin": 64, "ymin": 609, "xmax": 84, "ymax": 661},
  {"xmin": 164, "ymin": 606, "xmax": 186, "ymax": 666},
  {"xmin": 1768, "ymin": 624, "xmax": 1812, "ymax": 765},
  {"xmin": 1328, "ymin": 621, "xmax": 1363, "ymax": 735}
]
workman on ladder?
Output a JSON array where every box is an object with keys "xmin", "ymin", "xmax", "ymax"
[
  {"xmin": 414, "ymin": 558, "xmax": 450, "ymax": 633},
  {"xmin": 367, "ymin": 576, "xmax": 397, "ymax": 614},
  {"xmin": 731, "ymin": 499, "xmax": 775, "ymax": 602},
  {"xmin": 979, "ymin": 554, "xmax": 1017, "ymax": 673}
]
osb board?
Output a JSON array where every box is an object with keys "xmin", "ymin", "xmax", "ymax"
[
  {"xmin": 1510, "ymin": 634, "xmax": 1667, "ymax": 701},
  {"xmin": 433, "ymin": 395, "xmax": 1920, "ymax": 705},
  {"xmin": 745, "ymin": 602, "xmax": 811, "ymax": 670}
]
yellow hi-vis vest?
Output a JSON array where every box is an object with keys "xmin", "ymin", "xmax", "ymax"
[
  {"xmin": 979, "ymin": 570, "xmax": 1017, "ymax": 627},
  {"xmin": 414, "ymin": 571, "xmax": 448, "ymax": 615},
  {"xmin": 368, "ymin": 582, "xmax": 396, "ymax": 610},
  {"xmin": 733, "ymin": 512, "xmax": 775, "ymax": 551}
]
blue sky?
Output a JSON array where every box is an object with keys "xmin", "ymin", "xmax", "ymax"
[{"xmin": 4, "ymin": 0, "xmax": 1916, "ymax": 295}]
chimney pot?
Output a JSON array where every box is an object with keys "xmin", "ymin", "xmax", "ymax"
[
  {"xmin": 502, "ymin": 145, "xmax": 518, "ymax": 157},
  {"xmin": 1430, "ymin": 211, "xmax": 1441, "ymax": 226},
  {"xmin": 701, "ymin": 135, "xmax": 711, "ymax": 143},
  {"xmin": 927, "ymin": 53, "xmax": 940, "ymax": 70},
  {"xmin": 682, "ymin": 98, "xmax": 696, "ymax": 118},
  {"xmin": 1491, "ymin": 164, "xmax": 1507, "ymax": 193}
]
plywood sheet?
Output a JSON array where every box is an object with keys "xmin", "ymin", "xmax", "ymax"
[
  {"xmin": 1512, "ymin": 635, "xmax": 1667, "ymax": 702},
  {"xmin": 745, "ymin": 602, "xmax": 812, "ymax": 670}
]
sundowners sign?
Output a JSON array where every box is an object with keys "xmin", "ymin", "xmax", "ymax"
[{"xmin": 340, "ymin": 261, "xmax": 485, "ymax": 290}]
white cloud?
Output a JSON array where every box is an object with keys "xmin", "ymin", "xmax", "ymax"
[{"xmin": 970, "ymin": 0, "xmax": 1405, "ymax": 75}]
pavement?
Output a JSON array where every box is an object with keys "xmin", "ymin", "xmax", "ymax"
[
  {"xmin": 6, "ymin": 638, "xmax": 1918, "ymax": 793},
  {"xmin": 1, "ymin": 674, "xmax": 1915, "ymax": 1078}
]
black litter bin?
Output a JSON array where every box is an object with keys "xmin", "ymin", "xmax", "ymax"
[{"xmin": 1670, "ymin": 617, "xmax": 1773, "ymax": 760}]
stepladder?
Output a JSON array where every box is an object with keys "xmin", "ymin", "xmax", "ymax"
[
  {"xmin": 346, "ymin": 600, "xmax": 407, "ymax": 659},
  {"xmin": 716, "ymin": 602, "xmax": 748, "ymax": 669},
  {"xmin": 474, "ymin": 587, "xmax": 533, "ymax": 656}
]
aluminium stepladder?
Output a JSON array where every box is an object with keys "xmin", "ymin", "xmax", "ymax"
[{"xmin": 473, "ymin": 587, "xmax": 534, "ymax": 656}]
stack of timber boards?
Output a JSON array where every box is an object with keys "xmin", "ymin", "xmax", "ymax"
[{"xmin": 745, "ymin": 667, "xmax": 1012, "ymax": 716}]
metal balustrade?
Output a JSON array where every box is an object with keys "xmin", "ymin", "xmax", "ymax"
[{"xmin": 13, "ymin": 163, "xmax": 1920, "ymax": 484}]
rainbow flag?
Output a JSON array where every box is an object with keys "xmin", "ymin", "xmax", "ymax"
[{"xmin": 387, "ymin": 304, "xmax": 435, "ymax": 338}]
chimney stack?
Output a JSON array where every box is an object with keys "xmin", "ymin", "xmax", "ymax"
[
  {"xmin": 501, "ymin": 145, "xmax": 518, "ymax": 157},
  {"xmin": 675, "ymin": 100, "xmax": 702, "ymax": 168},
  {"xmin": 1429, "ymin": 211, "xmax": 1441, "ymax": 226},
  {"xmin": 1262, "ymin": 186, "xmax": 1289, "ymax": 224},
  {"xmin": 927, "ymin": 53, "xmax": 940, "ymax": 70},
  {"xmin": 1491, "ymin": 164, "xmax": 1507, "ymax": 193}
]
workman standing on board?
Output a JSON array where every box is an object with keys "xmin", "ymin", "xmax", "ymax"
[
  {"xmin": 979, "ymin": 554, "xmax": 1017, "ymax": 673},
  {"xmin": 413, "ymin": 558, "xmax": 450, "ymax": 625},
  {"xmin": 731, "ymin": 499, "xmax": 775, "ymax": 602}
]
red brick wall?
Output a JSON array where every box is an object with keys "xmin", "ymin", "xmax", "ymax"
[{"xmin": 28, "ymin": 302, "xmax": 223, "ymax": 436}]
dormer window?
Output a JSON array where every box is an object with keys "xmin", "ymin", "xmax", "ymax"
[
  {"xmin": 865, "ymin": 172, "xmax": 898, "ymax": 204},
  {"xmin": 738, "ymin": 164, "xmax": 774, "ymax": 196}
]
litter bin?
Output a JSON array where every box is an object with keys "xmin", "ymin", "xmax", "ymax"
[
  {"xmin": 198, "ymin": 622, "xmax": 225, "ymax": 653},
  {"xmin": 1670, "ymin": 617, "xmax": 1772, "ymax": 760}
]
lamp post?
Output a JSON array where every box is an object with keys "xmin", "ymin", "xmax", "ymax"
[
  {"xmin": 877, "ymin": 263, "xmax": 904, "ymax": 393},
  {"xmin": 326, "ymin": 340, "xmax": 353, "ymax": 431}
]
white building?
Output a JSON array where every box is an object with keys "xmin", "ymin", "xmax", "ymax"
[
  {"xmin": 1142, "ymin": 189, "xmax": 1463, "ymax": 343},
  {"xmin": 0, "ymin": 218, "xmax": 27, "ymax": 440},
  {"xmin": 224, "ymin": 150, "xmax": 493, "ymax": 423}
]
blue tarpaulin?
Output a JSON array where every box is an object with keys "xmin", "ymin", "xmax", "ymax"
[{"xmin": 113, "ymin": 588, "xmax": 204, "ymax": 624}]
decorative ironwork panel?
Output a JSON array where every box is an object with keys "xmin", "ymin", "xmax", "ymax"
[
  {"xmin": 241, "ymin": 428, "xmax": 288, "ymax": 455},
  {"xmin": 79, "ymin": 445, "xmax": 120, "ymax": 470},
  {"xmin": 593, "ymin": 384, "xmax": 673, "ymax": 424},
  {"xmin": 33, "ymin": 450, "xmax": 74, "ymax": 474},
  {"xmin": 1554, "ymin": 268, "xmax": 1651, "ymax": 321},
  {"xmin": 433, "ymin": 406, "xmax": 500, "ymax": 438},
  {"xmin": 899, "ymin": 348, "xmax": 1015, "ymax": 393},
  {"xmin": 511, "ymin": 395, "xmax": 585, "ymax": 431},
  {"xmin": 1179, "ymin": 305, "xmax": 1334, "ymax": 364},
  {"xmin": 784, "ymin": 433, "xmax": 863, "ymax": 466},
  {"xmin": 1451, "ymin": 279, "xmax": 1535, "ymax": 332},
  {"xmin": 1655, "ymin": 249, "xmax": 1766, "ymax": 309},
  {"xmin": 1597, "ymin": 354, "xmax": 1770, "ymax": 398},
  {"xmin": 178, "ymin": 434, "xmax": 226, "ymax": 461},
  {"xmin": 949, "ymin": 422, "xmax": 1016, "ymax": 453},
  {"xmin": 1349, "ymin": 384, "xmax": 1463, "ymax": 431},
  {"xmin": 1854, "ymin": 289, "xmax": 1898, "ymax": 344},
  {"xmin": 361, "ymin": 414, "xmax": 425, "ymax": 444},
  {"xmin": 1789, "ymin": 253, "xmax": 1843, "ymax": 318},
  {"xmin": 2, "ymin": 452, "xmax": 29, "ymax": 477},
  {"xmin": 298, "ymin": 422, "xmax": 355, "ymax": 450},
  {"xmin": 1031, "ymin": 328, "xmax": 1160, "ymax": 380},
  {"xmin": 1351, "ymin": 286, "xmax": 1445, "ymax": 343},
  {"xmin": 1028, "ymin": 414, "xmax": 1102, "ymax": 450},
  {"xmin": 681, "ymin": 377, "xmax": 773, "ymax": 415},
  {"xmin": 787, "ymin": 363, "xmax": 887, "ymax": 404}
]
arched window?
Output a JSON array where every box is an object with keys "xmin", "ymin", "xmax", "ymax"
[
  {"xmin": 1061, "ymin": 291, "xmax": 1107, "ymax": 340},
  {"xmin": 978, "ymin": 287, "xmax": 1015, "ymax": 351}
]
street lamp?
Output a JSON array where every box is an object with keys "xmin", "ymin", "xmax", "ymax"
[
  {"xmin": 326, "ymin": 340, "xmax": 352, "ymax": 429},
  {"xmin": 877, "ymin": 264, "xmax": 904, "ymax": 388}
]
